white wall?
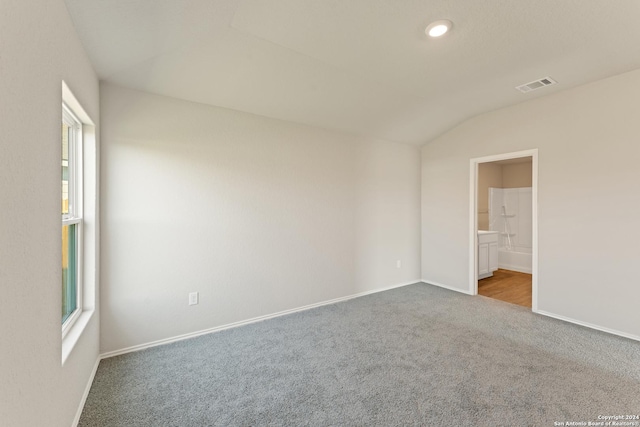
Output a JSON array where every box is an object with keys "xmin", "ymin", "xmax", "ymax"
[
  {"xmin": 100, "ymin": 84, "xmax": 421, "ymax": 353},
  {"xmin": 422, "ymin": 68, "xmax": 640, "ymax": 339},
  {"xmin": 0, "ymin": 1, "xmax": 100, "ymax": 426}
]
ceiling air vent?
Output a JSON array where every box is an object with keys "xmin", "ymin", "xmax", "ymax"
[{"xmin": 516, "ymin": 77, "xmax": 557, "ymax": 93}]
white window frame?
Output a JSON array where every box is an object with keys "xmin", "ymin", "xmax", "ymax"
[
  {"xmin": 61, "ymin": 81, "xmax": 97, "ymax": 366},
  {"xmin": 62, "ymin": 103, "xmax": 84, "ymax": 337}
]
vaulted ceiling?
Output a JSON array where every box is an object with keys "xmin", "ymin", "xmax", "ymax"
[{"xmin": 64, "ymin": 0, "xmax": 640, "ymax": 145}]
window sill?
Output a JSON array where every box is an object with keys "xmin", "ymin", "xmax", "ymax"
[{"xmin": 62, "ymin": 309, "xmax": 94, "ymax": 366}]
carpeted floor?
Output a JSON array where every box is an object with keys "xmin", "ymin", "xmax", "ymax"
[{"xmin": 79, "ymin": 283, "xmax": 640, "ymax": 426}]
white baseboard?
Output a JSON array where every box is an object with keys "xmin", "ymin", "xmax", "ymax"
[
  {"xmin": 536, "ymin": 310, "xmax": 640, "ymax": 343},
  {"xmin": 422, "ymin": 279, "xmax": 474, "ymax": 295},
  {"xmin": 419, "ymin": 283, "xmax": 639, "ymax": 342},
  {"xmin": 498, "ymin": 264, "xmax": 532, "ymax": 274},
  {"xmin": 422, "ymin": 282, "xmax": 639, "ymax": 342},
  {"xmin": 100, "ymin": 279, "xmax": 422, "ymax": 359},
  {"xmin": 72, "ymin": 356, "xmax": 100, "ymax": 427}
]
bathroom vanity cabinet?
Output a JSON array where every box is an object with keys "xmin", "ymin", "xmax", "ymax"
[{"xmin": 478, "ymin": 231, "xmax": 499, "ymax": 279}]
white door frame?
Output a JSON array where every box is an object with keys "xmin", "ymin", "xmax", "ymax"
[{"xmin": 469, "ymin": 149, "xmax": 539, "ymax": 312}]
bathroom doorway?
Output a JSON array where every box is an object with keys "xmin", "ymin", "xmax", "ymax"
[{"xmin": 469, "ymin": 150, "xmax": 538, "ymax": 311}]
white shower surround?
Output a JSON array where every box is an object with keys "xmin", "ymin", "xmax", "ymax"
[
  {"xmin": 489, "ymin": 187, "xmax": 533, "ymax": 274},
  {"xmin": 498, "ymin": 246, "xmax": 532, "ymax": 274}
]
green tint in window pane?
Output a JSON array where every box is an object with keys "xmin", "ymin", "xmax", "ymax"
[
  {"xmin": 62, "ymin": 224, "xmax": 77, "ymax": 324},
  {"xmin": 62, "ymin": 122, "xmax": 70, "ymax": 215}
]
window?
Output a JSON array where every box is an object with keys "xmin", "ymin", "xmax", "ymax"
[
  {"xmin": 62, "ymin": 104, "xmax": 83, "ymax": 333},
  {"xmin": 61, "ymin": 81, "xmax": 96, "ymax": 364}
]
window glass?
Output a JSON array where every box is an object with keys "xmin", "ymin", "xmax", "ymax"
[
  {"xmin": 62, "ymin": 121, "xmax": 70, "ymax": 215},
  {"xmin": 62, "ymin": 224, "xmax": 77, "ymax": 324},
  {"xmin": 62, "ymin": 106, "xmax": 81, "ymax": 328}
]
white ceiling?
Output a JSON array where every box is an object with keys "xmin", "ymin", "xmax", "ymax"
[{"xmin": 63, "ymin": 0, "xmax": 640, "ymax": 146}]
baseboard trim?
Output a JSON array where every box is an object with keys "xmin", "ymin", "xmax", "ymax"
[
  {"xmin": 536, "ymin": 310, "xmax": 640, "ymax": 343},
  {"xmin": 422, "ymin": 279, "xmax": 474, "ymax": 296},
  {"xmin": 72, "ymin": 356, "xmax": 100, "ymax": 427},
  {"xmin": 498, "ymin": 264, "xmax": 532, "ymax": 274},
  {"xmin": 100, "ymin": 279, "xmax": 422, "ymax": 359}
]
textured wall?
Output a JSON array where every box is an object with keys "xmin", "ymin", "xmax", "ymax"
[
  {"xmin": 0, "ymin": 1, "xmax": 100, "ymax": 426},
  {"xmin": 100, "ymin": 84, "xmax": 421, "ymax": 353},
  {"xmin": 422, "ymin": 68, "xmax": 640, "ymax": 339}
]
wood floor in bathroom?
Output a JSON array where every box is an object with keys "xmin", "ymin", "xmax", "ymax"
[{"xmin": 478, "ymin": 269, "xmax": 532, "ymax": 308}]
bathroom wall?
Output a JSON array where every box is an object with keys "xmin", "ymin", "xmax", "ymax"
[
  {"xmin": 503, "ymin": 162, "xmax": 532, "ymax": 188},
  {"xmin": 477, "ymin": 163, "xmax": 502, "ymax": 230},
  {"xmin": 477, "ymin": 160, "xmax": 531, "ymax": 230}
]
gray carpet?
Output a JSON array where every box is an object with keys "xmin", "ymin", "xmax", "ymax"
[{"xmin": 79, "ymin": 283, "xmax": 640, "ymax": 426}]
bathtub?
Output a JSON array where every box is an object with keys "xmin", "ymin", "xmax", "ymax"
[{"xmin": 498, "ymin": 246, "xmax": 532, "ymax": 274}]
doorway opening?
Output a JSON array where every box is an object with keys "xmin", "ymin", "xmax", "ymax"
[{"xmin": 469, "ymin": 150, "xmax": 538, "ymax": 311}]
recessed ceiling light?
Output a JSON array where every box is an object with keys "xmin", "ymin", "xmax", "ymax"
[{"xmin": 425, "ymin": 20, "xmax": 452, "ymax": 38}]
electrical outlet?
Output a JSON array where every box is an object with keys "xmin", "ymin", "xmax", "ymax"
[
  {"xmin": 189, "ymin": 292, "xmax": 199, "ymax": 306},
  {"xmin": 396, "ymin": 260, "xmax": 402, "ymax": 269}
]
